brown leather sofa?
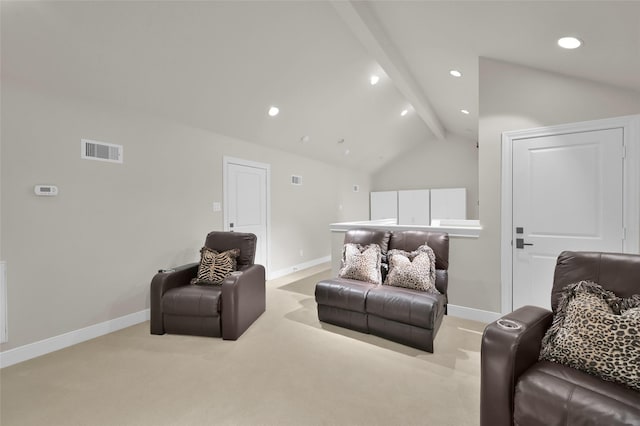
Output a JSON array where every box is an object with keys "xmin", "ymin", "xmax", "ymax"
[
  {"xmin": 150, "ymin": 231, "xmax": 265, "ymax": 340},
  {"xmin": 315, "ymin": 229, "xmax": 449, "ymax": 353},
  {"xmin": 481, "ymin": 251, "xmax": 640, "ymax": 426}
]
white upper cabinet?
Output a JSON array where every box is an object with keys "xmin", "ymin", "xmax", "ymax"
[
  {"xmin": 398, "ymin": 190, "xmax": 431, "ymax": 225},
  {"xmin": 430, "ymin": 188, "xmax": 467, "ymax": 221}
]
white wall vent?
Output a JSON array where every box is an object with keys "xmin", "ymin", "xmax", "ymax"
[
  {"xmin": 81, "ymin": 139, "xmax": 123, "ymax": 163},
  {"xmin": 291, "ymin": 175, "xmax": 303, "ymax": 185}
]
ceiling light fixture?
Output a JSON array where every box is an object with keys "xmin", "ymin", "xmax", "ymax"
[
  {"xmin": 449, "ymin": 70, "xmax": 462, "ymax": 77},
  {"xmin": 268, "ymin": 106, "xmax": 279, "ymax": 117},
  {"xmin": 370, "ymin": 75, "xmax": 380, "ymax": 85},
  {"xmin": 557, "ymin": 36, "xmax": 582, "ymax": 49},
  {"xmin": 461, "ymin": 109, "xmax": 470, "ymax": 115},
  {"xmin": 400, "ymin": 109, "xmax": 409, "ymax": 117}
]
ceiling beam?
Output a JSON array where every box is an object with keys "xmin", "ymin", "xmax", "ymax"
[{"xmin": 331, "ymin": 0, "xmax": 446, "ymax": 140}]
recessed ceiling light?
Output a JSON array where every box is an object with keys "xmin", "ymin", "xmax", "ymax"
[
  {"xmin": 449, "ymin": 70, "xmax": 462, "ymax": 77},
  {"xmin": 344, "ymin": 149, "xmax": 350, "ymax": 156},
  {"xmin": 370, "ymin": 75, "xmax": 380, "ymax": 85},
  {"xmin": 400, "ymin": 109, "xmax": 409, "ymax": 117},
  {"xmin": 558, "ymin": 36, "xmax": 582, "ymax": 49},
  {"xmin": 461, "ymin": 109, "xmax": 470, "ymax": 115},
  {"xmin": 268, "ymin": 106, "xmax": 279, "ymax": 117}
]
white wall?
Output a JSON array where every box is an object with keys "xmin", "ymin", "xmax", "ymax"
[
  {"xmin": 0, "ymin": 81, "xmax": 370, "ymax": 351},
  {"xmin": 371, "ymin": 134, "xmax": 479, "ymax": 220}
]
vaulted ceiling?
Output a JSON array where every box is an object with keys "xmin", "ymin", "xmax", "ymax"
[{"xmin": 3, "ymin": 1, "xmax": 639, "ymax": 173}]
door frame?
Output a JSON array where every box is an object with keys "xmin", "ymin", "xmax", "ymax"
[
  {"xmin": 500, "ymin": 115, "xmax": 640, "ymax": 314},
  {"xmin": 223, "ymin": 156, "xmax": 271, "ymax": 276}
]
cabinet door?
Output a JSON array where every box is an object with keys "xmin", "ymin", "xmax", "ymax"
[
  {"xmin": 370, "ymin": 191, "xmax": 398, "ymax": 221},
  {"xmin": 398, "ymin": 190, "xmax": 430, "ymax": 225},
  {"xmin": 430, "ymin": 188, "xmax": 466, "ymax": 221}
]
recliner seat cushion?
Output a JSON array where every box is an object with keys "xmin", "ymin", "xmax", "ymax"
[
  {"xmin": 315, "ymin": 278, "xmax": 376, "ymax": 313},
  {"xmin": 162, "ymin": 285, "xmax": 222, "ymax": 317},
  {"xmin": 514, "ymin": 361, "xmax": 640, "ymax": 426},
  {"xmin": 366, "ymin": 285, "xmax": 445, "ymax": 329}
]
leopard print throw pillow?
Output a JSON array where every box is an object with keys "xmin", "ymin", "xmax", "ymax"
[
  {"xmin": 191, "ymin": 246, "xmax": 240, "ymax": 286},
  {"xmin": 338, "ymin": 243, "xmax": 382, "ymax": 285},
  {"xmin": 539, "ymin": 280, "xmax": 640, "ymax": 392},
  {"xmin": 383, "ymin": 244, "xmax": 438, "ymax": 293}
]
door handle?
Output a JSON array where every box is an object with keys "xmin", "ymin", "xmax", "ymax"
[{"xmin": 515, "ymin": 238, "xmax": 533, "ymax": 249}]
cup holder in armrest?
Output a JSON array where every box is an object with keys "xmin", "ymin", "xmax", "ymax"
[{"xmin": 496, "ymin": 319, "xmax": 522, "ymax": 330}]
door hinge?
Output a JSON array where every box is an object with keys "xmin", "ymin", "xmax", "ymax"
[
  {"xmin": 622, "ymin": 227, "xmax": 626, "ymax": 240},
  {"xmin": 622, "ymin": 145, "xmax": 627, "ymax": 159}
]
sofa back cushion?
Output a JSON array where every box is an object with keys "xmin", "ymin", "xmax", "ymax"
[
  {"xmin": 552, "ymin": 251, "xmax": 640, "ymax": 312},
  {"xmin": 205, "ymin": 231, "xmax": 256, "ymax": 268},
  {"xmin": 344, "ymin": 229, "xmax": 392, "ymax": 260}
]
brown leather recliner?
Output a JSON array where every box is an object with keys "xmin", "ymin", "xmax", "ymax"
[
  {"xmin": 481, "ymin": 251, "xmax": 640, "ymax": 426},
  {"xmin": 150, "ymin": 231, "xmax": 265, "ymax": 340},
  {"xmin": 315, "ymin": 229, "xmax": 449, "ymax": 353}
]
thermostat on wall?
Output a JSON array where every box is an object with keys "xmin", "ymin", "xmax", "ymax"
[{"xmin": 34, "ymin": 185, "xmax": 58, "ymax": 196}]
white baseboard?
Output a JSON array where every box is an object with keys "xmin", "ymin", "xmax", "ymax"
[
  {"xmin": 0, "ymin": 296, "xmax": 499, "ymax": 368},
  {"xmin": 0, "ymin": 309, "xmax": 150, "ymax": 369},
  {"xmin": 447, "ymin": 304, "xmax": 501, "ymax": 324},
  {"xmin": 268, "ymin": 255, "xmax": 331, "ymax": 280}
]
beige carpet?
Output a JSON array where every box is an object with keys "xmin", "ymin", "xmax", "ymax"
[{"xmin": 0, "ymin": 265, "xmax": 485, "ymax": 426}]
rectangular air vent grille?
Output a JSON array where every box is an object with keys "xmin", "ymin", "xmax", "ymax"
[
  {"xmin": 291, "ymin": 175, "xmax": 302, "ymax": 185},
  {"xmin": 81, "ymin": 139, "xmax": 123, "ymax": 163}
]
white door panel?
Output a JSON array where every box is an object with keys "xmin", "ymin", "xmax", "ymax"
[
  {"xmin": 233, "ymin": 170, "xmax": 263, "ymax": 226},
  {"xmin": 512, "ymin": 128, "xmax": 623, "ymax": 310},
  {"xmin": 225, "ymin": 160, "xmax": 269, "ymax": 271},
  {"xmin": 514, "ymin": 251, "xmax": 558, "ymax": 310}
]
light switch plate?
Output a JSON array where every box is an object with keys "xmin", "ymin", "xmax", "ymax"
[{"xmin": 212, "ymin": 202, "xmax": 222, "ymax": 212}]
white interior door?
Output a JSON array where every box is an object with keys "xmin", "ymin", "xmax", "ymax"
[
  {"xmin": 224, "ymin": 158, "xmax": 269, "ymax": 272},
  {"xmin": 512, "ymin": 128, "xmax": 624, "ymax": 310}
]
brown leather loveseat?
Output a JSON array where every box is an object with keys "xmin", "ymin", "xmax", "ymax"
[
  {"xmin": 481, "ymin": 251, "xmax": 640, "ymax": 426},
  {"xmin": 315, "ymin": 228, "xmax": 449, "ymax": 353}
]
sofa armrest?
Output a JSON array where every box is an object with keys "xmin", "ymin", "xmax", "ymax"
[
  {"xmin": 480, "ymin": 306, "xmax": 554, "ymax": 426},
  {"xmin": 221, "ymin": 264, "xmax": 266, "ymax": 340},
  {"xmin": 149, "ymin": 262, "xmax": 199, "ymax": 335}
]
